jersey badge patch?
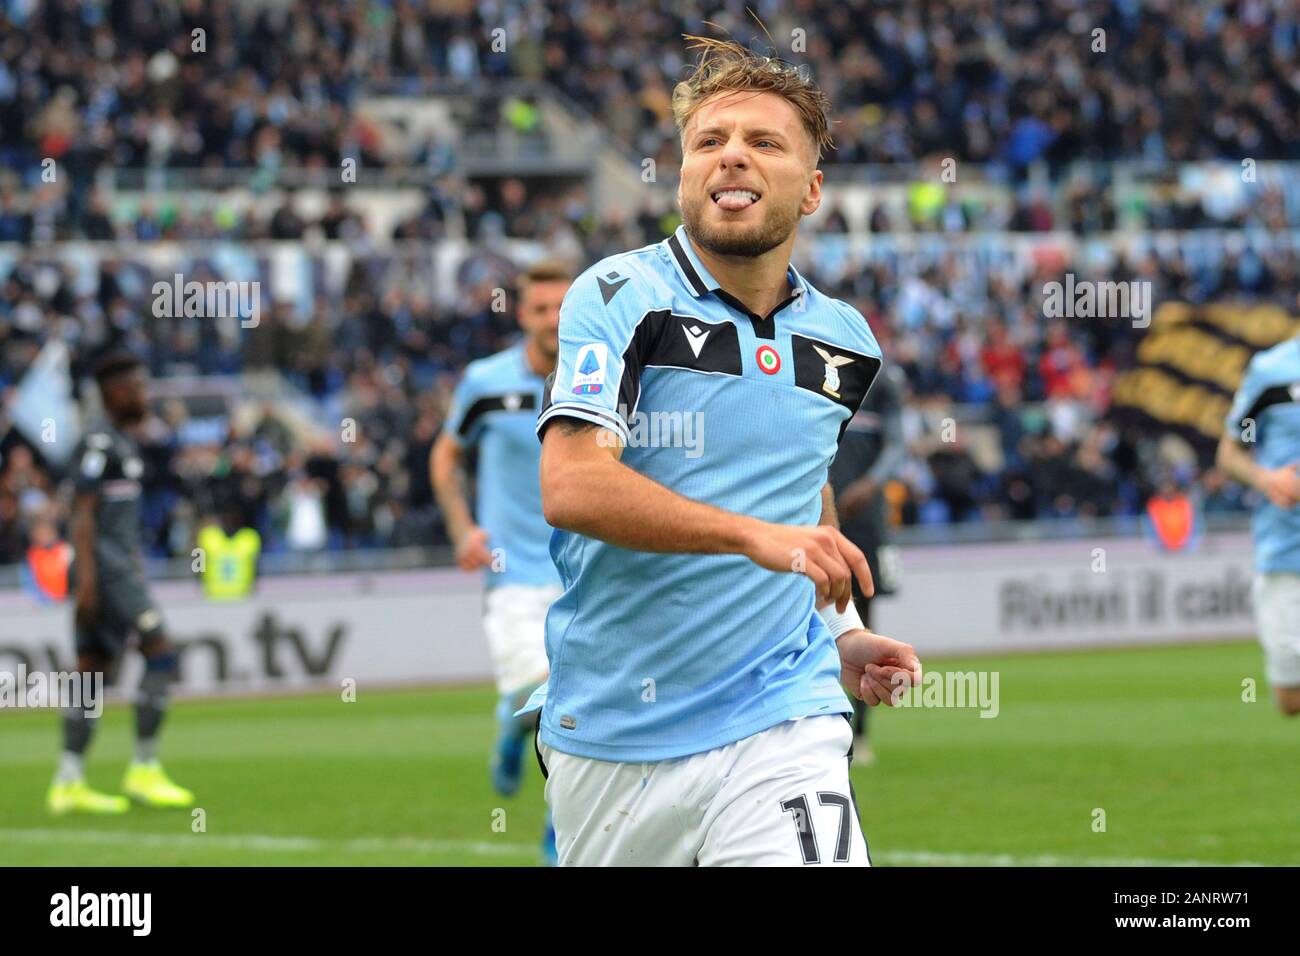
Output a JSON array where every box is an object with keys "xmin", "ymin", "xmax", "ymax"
[{"xmin": 572, "ymin": 343, "xmax": 608, "ymax": 395}]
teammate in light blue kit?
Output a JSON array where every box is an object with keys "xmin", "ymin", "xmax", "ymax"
[
  {"xmin": 431, "ymin": 259, "xmax": 573, "ymax": 863},
  {"xmin": 1218, "ymin": 334, "xmax": 1300, "ymax": 715},
  {"xmin": 524, "ymin": 39, "xmax": 921, "ymax": 866}
]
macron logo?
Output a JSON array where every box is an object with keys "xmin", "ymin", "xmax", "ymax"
[
  {"xmin": 597, "ymin": 272, "xmax": 629, "ymax": 305},
  {"xmin": 50, "ymin": 886, "xmax": 152, "ymax": 936},
  {"xmin": 683, "ymin": 324, "xmax": 710, "ymax": 358}
]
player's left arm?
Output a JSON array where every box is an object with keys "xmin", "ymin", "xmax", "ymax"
[
  {"xmin": 1216, "ymin": 355, "xmax": 1300, "ymax": 509},
  {"xmin": 817, "ymin": 481, "xmax": 920, "ymax": 706},
  {"xmin": 70, "ymin": 490, "xmax": 100, "ymax": 627}
]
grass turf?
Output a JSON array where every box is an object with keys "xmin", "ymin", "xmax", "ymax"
[{"xmin": 0, "ymin": 640, "xmax": 1294, "ymax": 866}]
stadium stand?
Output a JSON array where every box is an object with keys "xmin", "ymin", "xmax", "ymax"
[{"xmin": 1, "ymin": 0, "xmax": 1295, "ymax": 568}]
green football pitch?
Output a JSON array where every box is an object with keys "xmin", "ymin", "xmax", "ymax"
[{"xmin": 1, "ymin": 640, "xmax": 1295, "ymax": 866}]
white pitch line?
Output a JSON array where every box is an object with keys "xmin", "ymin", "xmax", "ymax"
[
  {"xmin": 0, "ymin": 829, "xmax": 1271, "ymax": 866},
  {"xmin": 0, "ymin": 828, "xmax": 533, "ymax": 859},
  {"xmin": 874, "ymin": 849, "xmax": 1267, "ymax": 868}
]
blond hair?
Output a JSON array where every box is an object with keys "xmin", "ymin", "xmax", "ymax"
[
  {"xmin": 671, "ymin": 36, "xmax": 833, "ymax": 162},
  {"xmin": 519, "ymin": 258, "xmax": 575, "ymax": 289}
]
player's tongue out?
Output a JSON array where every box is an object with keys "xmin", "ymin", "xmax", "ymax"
[{"xmin": 714, "ymin": 189, "xmax": 758, "ymax": 211}]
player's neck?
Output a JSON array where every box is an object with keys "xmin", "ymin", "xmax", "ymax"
[
  {"xmin": 523, "ymin": 337, "xmax": 556, "ymax": 378},
  {"xmin": 688, "ymin": 232, "xmax": 796, "ymax": 318}
]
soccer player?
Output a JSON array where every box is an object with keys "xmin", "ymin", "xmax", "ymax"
[
  {"xmin": 1217, "ymin": 337, "xmax": 1300, "ymax": 716},
  {"xmin": 828, "ymin": 363, "xmax": 907, "ymax": 760},
  {"xmin": 431, "ymin": 259, "xmax": 572, "ymax": 863},
  {"xmin": 524, "ymin": 38, "xmax": 921, "ymax": 866},
  {"xmin": 47, "ymin": 350, "xmax": 195, "ymax": 814}
]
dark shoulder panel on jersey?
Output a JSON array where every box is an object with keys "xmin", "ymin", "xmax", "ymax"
[
  {"xmin": 457, "ymin": 392, "xmax": 539, "ymax": 440},
  {"xmin": 613, "ymin": 309, "xmax": 747, "ymax": 413},
  {"xmin": 1237, "ymin": 383, "xmax": 1300, "ymax": 434},
  {"xmin": 638, "ymin": 311, "xmax": 743, "ymax": 377},
  {"xmin": 790, "ymin": 334, "xmax": 882, "ymax": 424},
  {"xmin": 539, "ymin": 309, "xmax": 744, "ymax": 426}
]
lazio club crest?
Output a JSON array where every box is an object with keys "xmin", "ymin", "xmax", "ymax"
[{"xmin": 812, "ymin": 345, "xmax": 855, "ymax": 399}]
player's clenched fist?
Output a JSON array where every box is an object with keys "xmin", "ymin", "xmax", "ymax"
[
  {"xmin": 835, "ymin": 629, "xmax": 922, "ymax": 707},
  {"xmin": 454, "ymin": 526, "xmax": 494, "ymax": 572},
  {"xmin": 741, "ymin": 522, "xmax": 874, "ymax": 612},
  {"xmin": 1259, "ymin": 463, "xmax": 1300, "ymax": 510}
]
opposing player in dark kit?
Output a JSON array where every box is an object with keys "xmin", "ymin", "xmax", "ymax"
[{"xmin": 47, "ymin": 351, "xmax": 195, "ymax": 814}]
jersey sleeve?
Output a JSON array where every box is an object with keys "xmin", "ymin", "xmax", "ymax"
[
  {"xmin": 443, "ymin": 368, "xmax": 484, "ymax": 448},
  {"xmin": 71, "ymin": 433, "xmax": 112, "ymax": 496},
  {"xmin": 536, "ymin": 262, "xmax": 650, "ymax": 444},
  {"xmin": 835, "ymin": 300, "xmax": 885, "ymax": 423},
  {"xmin": 1225, "ymin": 354, "xmax": 1268, "ymax": 442}
]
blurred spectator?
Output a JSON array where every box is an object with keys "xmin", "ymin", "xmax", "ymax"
[
  {"xmin": 282, "ymin": 473, "xmax": 328, "ymax": 552},
  {"xmin": 21, "ymin": 517, "xmax": 70, "ymax": 603}
]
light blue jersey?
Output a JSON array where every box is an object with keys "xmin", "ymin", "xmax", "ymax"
[
  {"xmin": 444, "ymin": 341, "xmax": 559, "ymax": 588},
  {"xmin": 1226, "ymin": 335, "xmax": 1300, "ymax": 574},
  {"xmin": 522, "ymin": 225, "xmax": 883, "ymax": 762}
]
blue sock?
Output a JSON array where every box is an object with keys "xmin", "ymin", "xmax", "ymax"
[
  {"xmin": 541, "ymin": 809, "xmax": 558, "ymax": 866},
  {"xmin": 501, "ymin": 687, "xmax": 542, "ymax": 738},
  {"xmin": 495, "ymin": 693, "xmax": 529, "ymax": 740}
]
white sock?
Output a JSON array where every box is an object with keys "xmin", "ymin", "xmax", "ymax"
[
  {"xmin": 56, "ymin": 751, "xmax": 85, "ymax": 784},
  {"xmin": 134, "ymin": 739, "xmax": 158, "ymax": 764}
]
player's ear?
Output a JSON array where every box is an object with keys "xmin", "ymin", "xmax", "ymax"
[{"xmin": 800, "ymin": 168, "xmax": 823, "ymax": 217}]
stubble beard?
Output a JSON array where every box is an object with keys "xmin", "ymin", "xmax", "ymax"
[{"xmin": 680, "ymin": 193, "xmax": 801, "ymax": 259}]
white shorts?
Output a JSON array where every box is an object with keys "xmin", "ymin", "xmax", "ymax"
[
  {"xmin": 539, "ymin": 714, "xmax": 869, "ymax": 867},
  {"xmin": 1253, "ymin": 573, "xmax": 1300, "ymax": 688},
  {"xmin": 482, "ymin": 583, "xmax": 560, "ymax": 694}
]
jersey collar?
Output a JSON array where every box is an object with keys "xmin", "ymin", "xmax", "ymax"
[{"xmin": 666, "ymin": 225, "xmax": 808, "ymax": 340}]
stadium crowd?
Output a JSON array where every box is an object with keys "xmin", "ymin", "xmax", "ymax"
[
  {"xmin": 4, "ymin": 0, "xmax": 1299, "ymax": 176},
  {"xmin": 3, "ymin": 0, "xmax": 1300, "ymax": 241},
  {"xmin": 0, "ymin": 222, "xmax": 1285, "ymax": 565},
  {"xmin": 7, "ymin": 171, "xmax": 1296, "ymax": 245},
  {"xmin": 0, "ymin": 0, "xmax": 1292, "ymax": 566}
]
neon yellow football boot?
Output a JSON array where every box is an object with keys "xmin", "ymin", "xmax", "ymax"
[
  {"xmin": 121, "ymin": 762, "xmax": 195, "ymax": 808},
  {"xmin": 46, "ymin": 779, "xmax": 130, "ymax": 816}
]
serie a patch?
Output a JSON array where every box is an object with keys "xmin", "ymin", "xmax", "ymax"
[{"xmin": 571, "ymin": 343, "xmax": 607, "ymax": 394}]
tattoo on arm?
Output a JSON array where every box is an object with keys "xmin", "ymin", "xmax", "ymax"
[{"xmin": 557, "ymin": 419, "xmax": 599, "ymax": 437}]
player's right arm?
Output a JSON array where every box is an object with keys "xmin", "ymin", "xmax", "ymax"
[
  {"xmin": 69, "ymin": 435, "xmax": 111, "ymax": 627},
  {"xmin": 537, "ymin": 265, "xmax": 867, "ymax": 612},
  {"xmin": 70, "ymin": 490, "xmax": 99, "ymax": 626},
  {"xmin": 541, "ymin": 421, "xmax": 863, "ymax": 610},
  {"xmin": 430, "ymin": 385, "xmax": 492, "ymax": 572},
  {"xmin": 1217, "ymin": 355, "xmax": 1300, "ymax": 509},
  {"xmin": 1216, "ymin": 436, "xmax": 1300, "ymax": 508}
]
